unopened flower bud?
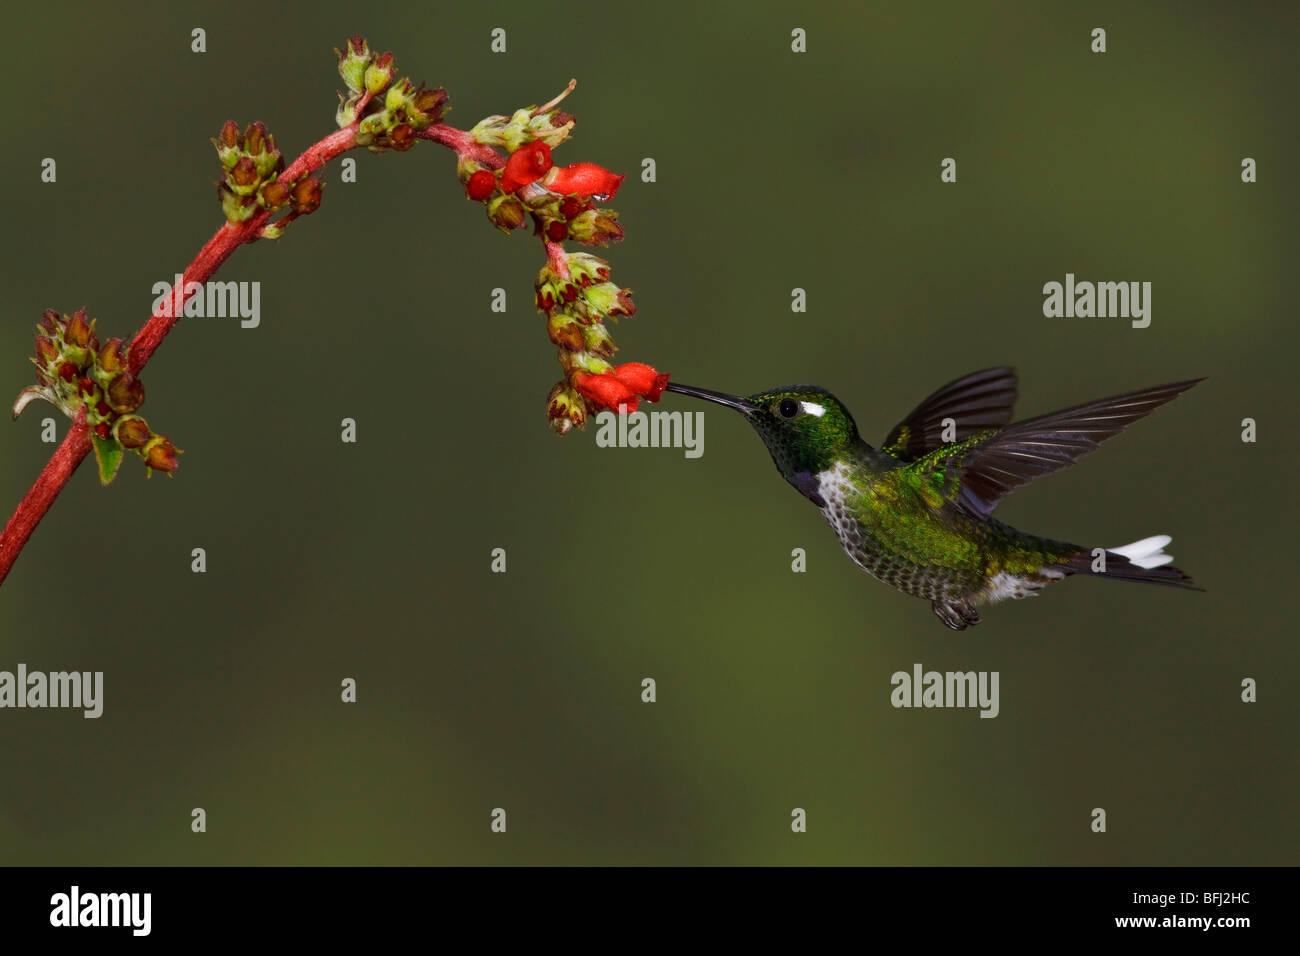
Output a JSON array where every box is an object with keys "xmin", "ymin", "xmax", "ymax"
[
  {"xmin": 466, "ymin": 170, "xmax": 496, "ymax": 201},
  {"xmin": 114, "ymin": 416, "xmax": 150, "ymax": 449},
  {"xmin": 547, "ymin": 312, "xmax": 586, "ymax": 351},
  {"xmin": 546, "ymin": 382, "xmax": 588, "ymax": 435},
  {"xmin": 215, "ymin": 120, "xmax": 241, "ymax": 168},
  {"xmin": 66, "ymin": 309, "xmax": 95, "ymax": 348},
  {"xmin": 259, "ymin": 179, "xmax": 290, "ymax": 209},
  {"xmin": 389, "ymin": 123, "xmax": 416, "ymax": 151},
  {"xmin": 336, "ymin": 36, "xmax": 371, "ymax": 93},
  {"xmin": 97, "ymin": 338, "xmax": 126, "ymax": 375},
  {"xmin": 581, "ymin": 322, "xmax": 617, "ymax": 357},
  {"xmin": 291, "ymin": 176, "xmax": 323, "ymax": 214},
  {"xmin": 229, "ymin": 156, "xmax": 259, "ymax": 195},
  {"xmin": 143, "ymin": 437, "xmax": 180, "ymax": 475},
  {"xmin": 567, "ymin": 208, "xmax": 623, "ymax": 246},
  {"xmin": 411, "ymin": 86, "xmax": 448, "ymax": 125},
  {"xmin": 486, "ymin": 193, "xmax": 526, "ymax": 232},
  {"xmin": 364, "ymin": 51, "xmax": 396, "ymax": 95},
  {"xmin": 35, "ymin": 335, "xmax": 57, "ymax": 365},
  {"xmin": 106, "ymin": 372, "xmax": 145, "ymax": 413}
]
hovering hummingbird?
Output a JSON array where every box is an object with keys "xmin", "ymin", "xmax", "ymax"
[{"xmin": 665, "ymin": 368, "xmax": 1202, "ymax": 629}]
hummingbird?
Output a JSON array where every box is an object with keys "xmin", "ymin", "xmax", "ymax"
[{"xmin": 665, "ymin": 368, "xmax": 1202, "ymax": 629}]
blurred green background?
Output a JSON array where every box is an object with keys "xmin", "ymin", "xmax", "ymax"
[{"xmin": 1, "ymin": 1, "xmax": 1296, "ymax": 864}]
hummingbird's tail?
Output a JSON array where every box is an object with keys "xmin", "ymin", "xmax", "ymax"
[{"xmin": 1056, "ymin": 534, "xmax": 1202, "ymax": 590}]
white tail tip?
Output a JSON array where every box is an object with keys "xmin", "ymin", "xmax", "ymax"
[{"xmin": 1109, "ymin": 534, "xmax": 1174, "ymax": 569}]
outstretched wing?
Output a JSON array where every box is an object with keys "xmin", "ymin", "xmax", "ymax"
[
  {"xmin": 881, "ymin": 367, "xmax": 1018, "ymax": 462},
  {"xmin": 929, "ymin": 379, "xmax": 1203, "ymax": 518}
]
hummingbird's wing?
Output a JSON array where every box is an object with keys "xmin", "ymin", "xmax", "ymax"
[
  {"xmin": 936, "ymin": 379, "xmax": 1203, "ymax": 518},
  {"xmin": 881, "ymin": 367, "xmax": 1018, "ymax": 461}
]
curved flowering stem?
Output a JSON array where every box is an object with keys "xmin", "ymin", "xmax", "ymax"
[
  {"xmin": 0, "ymin": 36, "xmax": 670, "ymax": 589},
  {"xmin": 0, "ymin": 125, "xmax": 363, "ymax": 587}
]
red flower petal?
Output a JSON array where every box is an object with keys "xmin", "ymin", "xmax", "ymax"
[
  {"xmin": 465, "ymin": 170, "xmax": 496, "ymax": 201},
  {"xmin": 500, "ymin": 141, "xmax": 553, "ymax": 193},
  {"xmin": 541, "ymin": 162, "xmax": 625, "ymax": 200},
  {"xmin": 610, "ymin": 362, "xmax": 670, "ymax": 402},
  {"xmin": 572, "ymin": 371, "xmax": 638, "ymax": 413}
]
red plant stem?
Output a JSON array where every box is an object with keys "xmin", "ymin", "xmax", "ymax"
[
  {"xmin": 130, "ymin": 125, "xmax": 361, "ymax": 373},
  {"xmin": 0, "ymin": 410, "xmax": 91, "ymax": 578},
  {"xmin": 545, "ymin": 241, "xmax": 571, "ymax": 280},
  {"xmin": 1, "ymin": 120, "xmax": 493, "ymax": 588},
  {"xmin": 421, "ymin": 125, "xmax": 504, "ymax": 167}
]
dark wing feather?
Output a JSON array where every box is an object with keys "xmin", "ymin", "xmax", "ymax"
[
  {"xmin": 950, "ymin": 379, "xmax": 1203, "ymax": 518},
  {"xmin": 881, "ymin": 367, "xmax": 1018, "ymax": 462}
]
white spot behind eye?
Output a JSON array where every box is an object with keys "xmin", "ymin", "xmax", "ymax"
[{"xmin": 802, "ymin": 402, "xmax": 827, "ymax": 418}]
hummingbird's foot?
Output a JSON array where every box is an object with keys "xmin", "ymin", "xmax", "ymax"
[{"xmin": 931, "ymin": 599, "xmax": 980, "ymax": 631}]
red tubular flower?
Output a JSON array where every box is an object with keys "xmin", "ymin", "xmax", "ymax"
[
  {"xmin": 499, "ymin": 141, "xmax": 553, "ymax": 192},
  {"xmin": 572, "ymin": 362, "xmax": 670, "ymax": 413},
  {"xmin": 466, "ymin": 169, "xmax": 496, "ymax": 201},
  {"xmin": 572, "ymin": 371, "xmax": 639, "ymax": 413},
  {"xmin": 541, "ymin": 162, "xmax": 625, "ymax": 199},
  {"xmin": 610, "ymin": 362, "xmax": 669, "ymax": 402}
]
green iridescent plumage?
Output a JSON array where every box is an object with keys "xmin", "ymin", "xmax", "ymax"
[{"xmin": 666, "ymin": 368, "xmax": 1202, "ymax": 630}]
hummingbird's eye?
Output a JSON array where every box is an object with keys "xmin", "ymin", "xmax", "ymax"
[{"xmin": 776, "ymin": 398, "xmax": 801, "ymax": 420}]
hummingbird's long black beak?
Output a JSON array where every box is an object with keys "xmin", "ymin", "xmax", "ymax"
[{"xmin": 664, "ymin": 382, "xmax": 758, "ymax": 415}]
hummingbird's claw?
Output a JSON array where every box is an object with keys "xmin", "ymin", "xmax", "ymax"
[{"xmin": 932, "ymin": 599, "xmax": 980, "ymax": 631}]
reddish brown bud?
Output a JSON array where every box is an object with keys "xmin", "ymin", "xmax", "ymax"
[
  {"xmin": 219, "ymin": 119, "xmax": 241, "ymax": 149},
  {"xmin": 291, "ymin": 176, "xmax": 323, "ymax": 215},
  {"xmin": 243, "ymin": 122, "xmax": 268, "ymax": 157},
  {"xmin": 559, "ymin": 196, "xmax": 586, "ymax": 219},
  {"xmin": 486, "ymin": 193, "xmax": 526, "ymax": 232},
  {"xmin": 546, "ymin": 220, "xmax": 568, "ymax": 242},
  {"xmin": 230, "ymin": 156, "xmax": 258, "ymax": 189},
  {"xmin": 551, "ymin": 111, "xmax": 575, "ymax": 129},
  {"xmin": 95, "ymin": 400, "xmax": 111, "ymax": 418},
  {"xmin": 115, "ymin": 417, "xmax": 150, "ymax": 449},
  {"xmin": 78, "ymin": 376, "xmax": 95, "ymax": 399},
  {"xmin": 547, "ymin": 312, "xmax": 586, "ymax": 351},
  {"xmin": 106, "ymin": 373, "xmax": 145, "ymax": 413},
  {"xmin": 568, "ymin": 208, "xmax": 624, "ymax": 246},
  {"xmin": 98, "ymin": 338, "xmax": 126, "ymax": 375},
  {"xmin": 35, "ymin": 335, "xmax": 57, "ymax": 365},
  {"xmin": 389, "ymin": 123, "xmax": 416, "ymax": 151},
  {"xmin": 66, "ymin": 309, "xmax": 93, "ymax": 348},
  {"xmin": 616, "ymin": 289, "xmax": 637, "ymax": 317},
  {"xmin": 412, "ymin": 85, "xmax": 448, "ymax": 120},
  {"xmin": 144, "ymin": 438, "xmax": 180, "ymax": 474},
  {"xmin": 58, "ymin": 362, "xmax": 76, "ymax": 383},
  {"xmin": 40, "ymin": 310, "xmax": 59, "ymax": 333},
  {"xmin": 260, "ymin": 179, "xmax": 290, "ymax": 208},
  {"xmin": 94, "ymin": 422, "xmax": 111, "ymax": 440},
  {"xmin": 581, "ymin": 321, "xmax": 617, "ymax": 357}
]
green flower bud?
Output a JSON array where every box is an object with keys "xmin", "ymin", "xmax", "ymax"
[{"xmin": 336, "ymin": 36, "xmax": 371, "ymax": 94}]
